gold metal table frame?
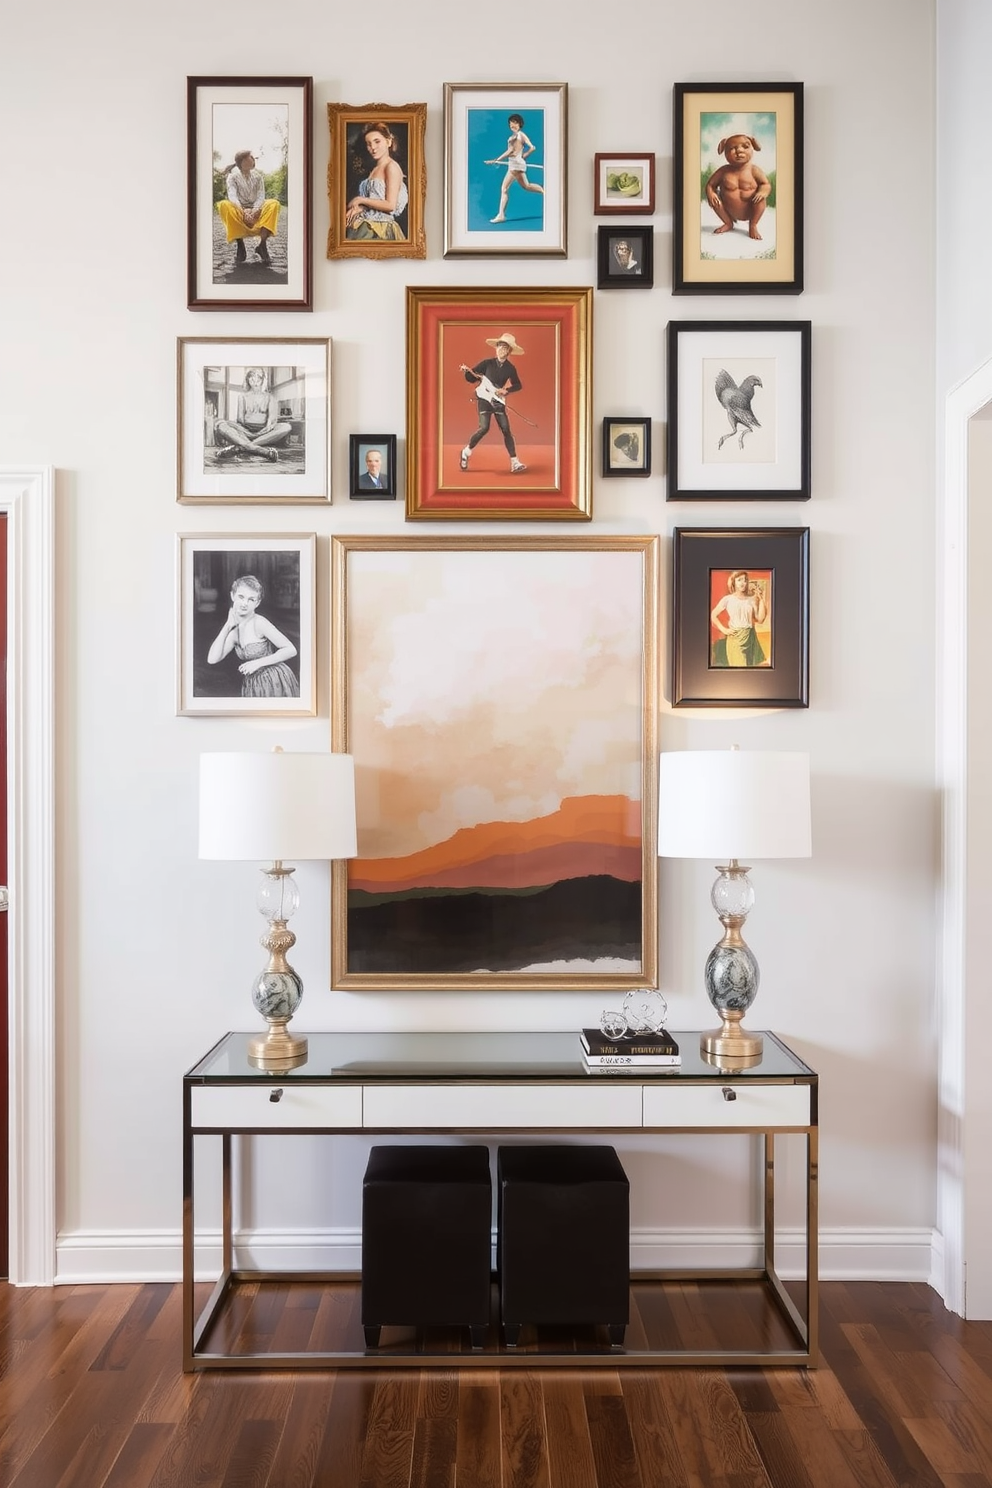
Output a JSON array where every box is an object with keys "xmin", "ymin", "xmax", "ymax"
[{"xmin": 183, "ymin": 1030, "xmax": 818, "ymax": 1371}]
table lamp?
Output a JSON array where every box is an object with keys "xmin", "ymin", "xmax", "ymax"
[
  {"xmin": 657, "ymin": 747, "xmax": 811, "ymax": 1060},
  {"xmin": 199, "ymin": 748, "xmax": 357, "ymax": 1068}
]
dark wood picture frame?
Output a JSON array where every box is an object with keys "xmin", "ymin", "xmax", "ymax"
[
  {"xmin": 602, "ymin": 418, "xmax": 651, "ymax": 477},
  {"xmin": 349, "ymin": 434, "xmax": 397, "ymax": 499},
  {"xmin": 597, "ymin": 226, "xmax": 654, "ymax": 288},
  {"xmin": 673, "ymin": 82, "xmax": 803, "ymax": 295},
  {"xmin": 672, "ymin": 526, "xmax": 809, "ymax": 708},
  {"xmin": 667, "ymin": 320, "xmax": 811, "ymax": 501},
  {"xmin": 593, "ymin": 153, "xmax": 655, "ymax": 215},
  {"xmin": 186, "ymin": 76, "xmax": 313, "ymax": 312}
]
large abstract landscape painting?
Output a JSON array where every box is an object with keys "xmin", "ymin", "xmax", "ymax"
[{"xmin": 331, "ymin": 535, "xmax": 658, "ymax": 990}]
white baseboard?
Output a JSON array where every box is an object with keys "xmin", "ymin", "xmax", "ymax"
[{"xmin": 53, "ymin": 1224, "xmax": 939, "ymax": 1288}]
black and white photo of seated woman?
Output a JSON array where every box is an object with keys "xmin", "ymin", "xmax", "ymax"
[
  {"xmin": 191, "ymin": 551, "xmax": 302, "ymax": 701},
  {"xmin": 203, "ymin": 365, "xmax": 306, "ymax": 475}
]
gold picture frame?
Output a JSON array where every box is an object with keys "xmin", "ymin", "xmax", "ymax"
[
  {"xmin": 405, "ymin": 285, "xmax": 593, "ymax": 520},
  {"xmin": 330, "ymin": 533, "xmax": 659, "ymax": 991},
  {"xmin": 326, "ymin": 102, "xmax": 427, "ymax": 260}
]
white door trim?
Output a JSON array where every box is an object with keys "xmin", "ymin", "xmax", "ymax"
[
  {"xmin": 938, "ymin": 364, "xmax": 992, "ymax": 1317},
  {"xmin": 1, "ymin": 467, "xmax": 55, "ymax": 1286}
]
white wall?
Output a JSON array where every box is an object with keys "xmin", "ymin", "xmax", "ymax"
[{"xmin": 0, "ymin": 0, "xmax": 939, "ymax": 1281}]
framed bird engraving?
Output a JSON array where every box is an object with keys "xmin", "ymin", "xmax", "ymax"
[
  {"xmin": 671, "ymin": 526, "xmax": 810, "ymax": 708},
  {"xmin": 667, "ymin": 320, "xmax": 811, "ymax": 501}
]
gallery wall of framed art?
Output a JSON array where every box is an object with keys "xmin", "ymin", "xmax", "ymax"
[{"xmin": 5, "ymin": 0, "xmax": 946, "ymax": 1303}]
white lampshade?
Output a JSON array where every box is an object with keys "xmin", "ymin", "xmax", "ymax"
[
  {"xmin": 658, "ymin": 749, "xmax": 811, "ymax": 861},
  {"xmin": 199, "ymin": 750, "xmax": 357, "ymax": 862}
]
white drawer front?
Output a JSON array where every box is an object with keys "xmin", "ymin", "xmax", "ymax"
[
  {"xmin": 642, "ymin": 1082, "xmax": 810, "ymax": 1129},
  {"xmin": 190, "ymin": 1084, "xmax": 364, "ymax": 1131},
  {"xmin": 362, "ymin": 1083, "xmax": 643, "ymax": 1130}
]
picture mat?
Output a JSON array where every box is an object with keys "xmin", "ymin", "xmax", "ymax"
[
  {"xmin": 680, "ymin": 88, "xmax": 796, "ymax": 287},
  {"xmin": 446, "ymin": 85, "xmax": 564, "ymax": 255},
  {"xmin": 178, "ymin": 533, "xmax": 315, "ymax": 716},
  {"xmin": 597, "ymin": 156, "xmax": 651, "ymax": 209},
  {"xmin": 676, "ymin": 329, "xmax": 802, "ymax": 491},
  {"xmin": 180, "ymin": 340, "xmax": 329, "ymax": 501},
  {"xmin": 606, "ymin": 422, "xmax": 648, "ymax": 470},
  {"xmin": 193, "ymin": 83, "xmax": 307, "ymax": 304}
]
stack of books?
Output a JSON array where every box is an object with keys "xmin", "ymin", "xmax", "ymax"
[{"xmin": 580, "ymin": 1028, "xmax": 681, "ymax": 1070}]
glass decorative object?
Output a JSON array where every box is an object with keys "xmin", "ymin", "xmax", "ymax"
[{"xmin": 249, "ymin": 864, "xmax": 307, "ymax": 1068}]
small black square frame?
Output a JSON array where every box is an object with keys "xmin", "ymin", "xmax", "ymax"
[
  {"xmin": 350, "ymin": 434, "xmax": 397, "ymax": 499},
  {"xmin": 602, "ymin": 418, "xmax": 651, "ymax": 477},
  {"xmin": 598, "ymin": 226, "xmax": 654, "ymax": 288}
]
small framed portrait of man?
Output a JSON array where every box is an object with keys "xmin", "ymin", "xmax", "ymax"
[
  {"xmin": 349, "ymin": 434, "xmax": 397, "ymax": 499},
  {"xmin": 597, "ymin": 225, "xmax": 654, "ymax": 288}
]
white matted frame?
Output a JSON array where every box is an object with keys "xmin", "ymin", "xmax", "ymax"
[
  {"xmin": 594, "ymin": 152, "xmax": 655, "ymax": 215},
  {"xmin": 1, "ymin": 467, "xmax": 55, "ymax": 1286},
  {"xmin": 667, "ymin": 320, "xmax": 811, "ymax": 501},
  {"xmin": 178, "ymin": 338, "xmax": 330, "ymax": 505},
  {"xmin": 178, "ymin": 534, "xmax": 316, "ymax": 717},
  {"xmin": 443, "ymin": 83, "xmax": 567, "ymax": 258},
  {"xmin": 187, "ymin": 76, "xmax": 313, "ymax": 311}
]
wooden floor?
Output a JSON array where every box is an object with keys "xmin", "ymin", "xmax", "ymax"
[{"xmin": 3, "ymin": 1280, "xmax": 992, "ymax": 1486}]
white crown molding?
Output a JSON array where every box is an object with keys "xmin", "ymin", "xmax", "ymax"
[{"xmin": 1, "ymin": 467, "xmax": 56, "ymax": 1286}]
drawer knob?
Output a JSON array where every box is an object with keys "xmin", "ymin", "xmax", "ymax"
[
  {"xmin": 722, "ymin": 1086, "xmax": 737, "ymax": 1102},
  {"xmin": 269, "ymin": 1088, "xmax": 284, "ymax": 1103}
]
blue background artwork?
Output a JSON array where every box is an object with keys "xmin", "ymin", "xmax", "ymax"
[{"xmin": 466, "ymin": 108, "xmax": 546, "ymax": 233}]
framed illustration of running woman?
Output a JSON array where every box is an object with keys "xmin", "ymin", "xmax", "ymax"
[
  {"xmin": 406, "ymin": 286, "xmax": 592, "ymax": 520},
  {"xmin": 326, "ymin": 102, "xmax": 427, "ymax": 260},
  {"xmin": 187, "ymin": 77, "xmax": 313, "ymax": 311},
  {"xmin": 443, "ymin": 83, "xmax": 567, "ymax": 257},
  {"xmin": 671, "ymin": 526, "xmax": 809, "ymax": 708}
]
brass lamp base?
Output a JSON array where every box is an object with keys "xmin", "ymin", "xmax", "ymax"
[
  {"xmin": 700, "ymin": 1013, "xmax": 763, "ymax": 1061},
  {"xmin": 248, "ymin": 1020, "xmax": 308, "ymax": 1070}
]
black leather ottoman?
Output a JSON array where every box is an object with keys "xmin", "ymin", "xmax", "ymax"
[
  {"xmin": 361, "ymin": 1144, "xmax": 492, "ymax": 1349},
  {"xmin": 497, "ymin": 1143, "xmax": 629, "ymax": 1347}
]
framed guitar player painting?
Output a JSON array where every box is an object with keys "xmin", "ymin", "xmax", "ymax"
[{"xmin": 405, "ymin": 285, "xmax": 593, "ymax": 521}]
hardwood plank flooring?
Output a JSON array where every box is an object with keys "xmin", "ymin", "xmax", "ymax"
[{"xmin": 2, "ymin": 1281, "xmax": 992, "ymax": 1486}]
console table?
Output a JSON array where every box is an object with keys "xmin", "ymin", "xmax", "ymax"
[{"xmin": 183, "ymin": 1030, "xmax": 817, "ymax": 1370}]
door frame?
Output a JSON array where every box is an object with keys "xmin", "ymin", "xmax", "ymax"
[
  {"xmin": 1, "ymin": 467, "xmax": 55, "ymax": 1286},
  {"xmin": 938, "ymin": 363, "xmax": 992, "ymax": 1317}
]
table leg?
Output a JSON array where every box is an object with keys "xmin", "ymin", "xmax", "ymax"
[
  {"xmin": 222, "ymin": 1133, "xmax": 233, "ymax": 1275},
  {"xmin": 182, "ymin": 1101, "xmax": 194, "ymax": 1371}
]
